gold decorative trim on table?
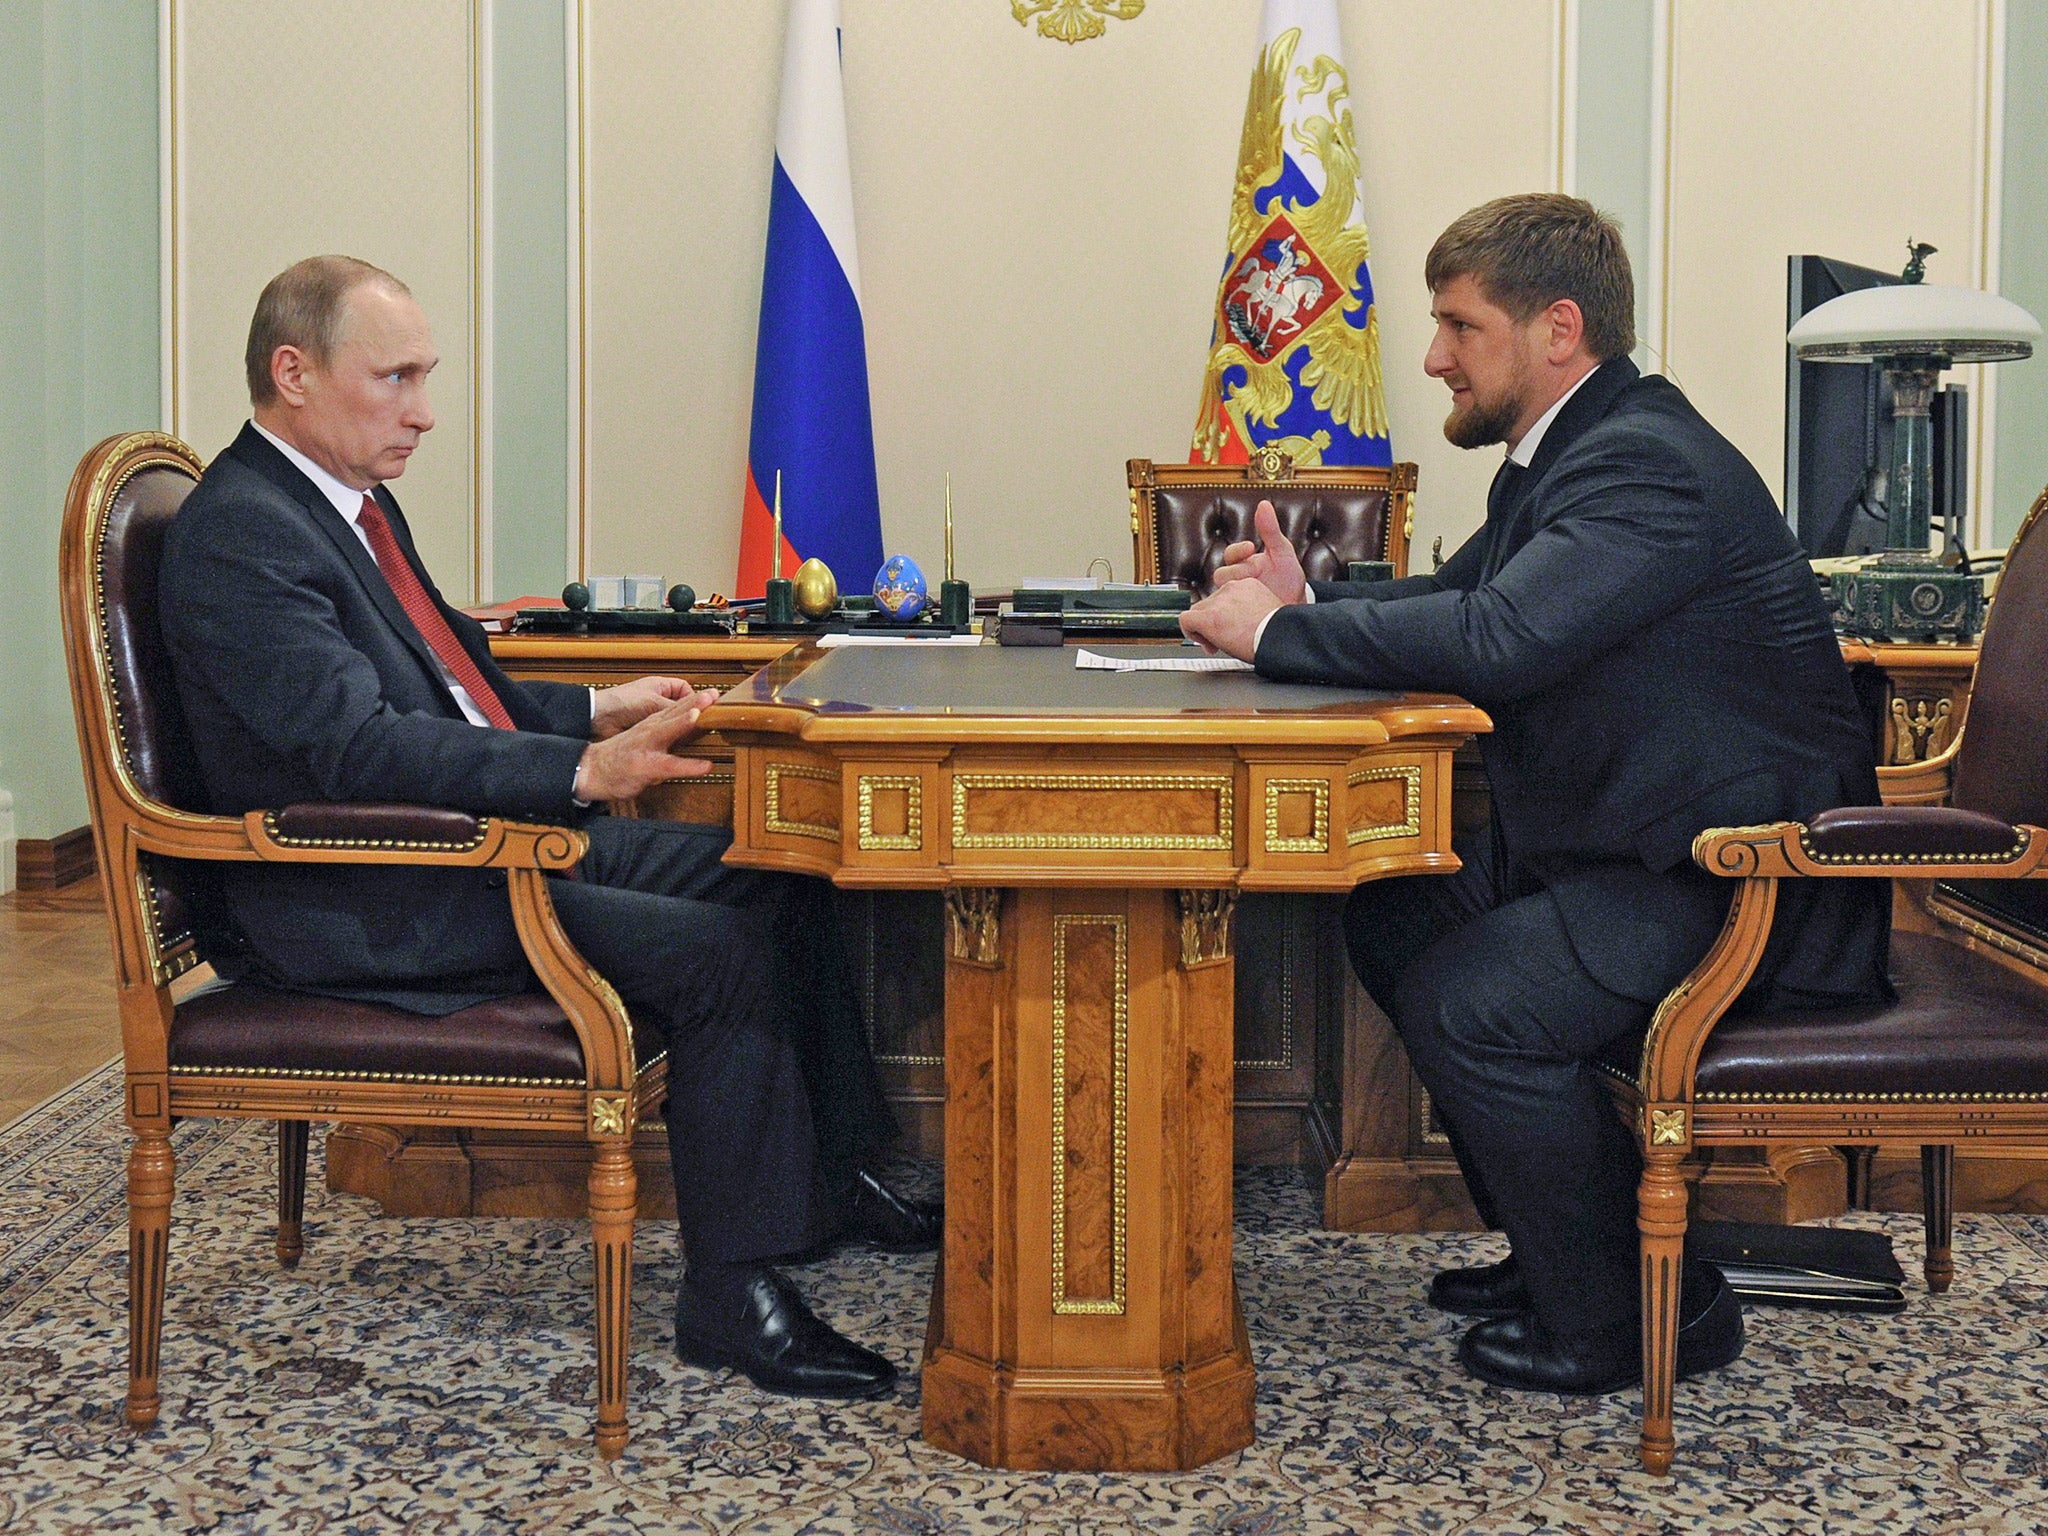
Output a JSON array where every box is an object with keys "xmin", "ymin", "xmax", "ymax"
[
  {"xmin": 857, "ymin": 774, "xmax": 924, "ymax": 852},
  {"xmin": 1264, "ymin": 778, "xmax": 1331, "ymax": 855},
  {"xmin": 1346, "ymin": 764, "xmax": 1423, "ymax": 845},
  {"xmin": 1050, "ymin": 912, "xmax": 1129, "ymax": 1317},
  {"xmin": 951, "ymin": 773, "xmax": 1234, "ymax": 852},
  {"xmin": 1011, "ymin": 0, "xmax": 1143, "ymax": 45},
  {"xmin": 946, "ymin": 888, "xmax": 1003, "ymax": 967},
  {"xmin": 763, "ymin": 761, "xmax": 840, "ymax": 842},
  {"xmin": 1890, "ymin": 695, "xmax": 1954, "ymax": 763},
  {"xmin": 1175, "ymin": 889, "xmax": 1237, "ymax": 968},
  {"xmin": 1417, "ymin": 1087, "xmax": 1452, "ymax": 1146}
]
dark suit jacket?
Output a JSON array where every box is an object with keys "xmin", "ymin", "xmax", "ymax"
[
  {"xmin": 1257, "ymin": 358, "xmax": 1890, "ymax": 1006},
  {"xmin": 160, "ymin": 422, "xmax": 593, "ymax": 1010}
]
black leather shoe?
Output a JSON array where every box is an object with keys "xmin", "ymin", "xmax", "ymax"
[
  {"xmin": 1428, "ymin": 1254, "xmax": 1530, "ymax": 1318},
  {"xmin": 845, "ymin": 1167, "xmax": 943, "ymax": 1254},
  {"xmin": 674, "ymin": 1267, "xmax": 897, "ymax": 1400},
  {"xmin": 1456, "ymin": 1267, "xmax": 1744, "ymax": 1395}
]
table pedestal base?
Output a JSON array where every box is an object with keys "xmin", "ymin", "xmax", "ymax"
[{"xmin": 921, "ymin": 886, "xmax": 1256, "ymax": 1472}]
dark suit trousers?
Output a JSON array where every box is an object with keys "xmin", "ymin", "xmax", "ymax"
[
  {"xmin": 545, "ymin": 816, "xmax": 895, "ymax": 1268},
  {"xmin": 1344, "ymin": 824, "xmax": 1650, "ymax": 1334}
]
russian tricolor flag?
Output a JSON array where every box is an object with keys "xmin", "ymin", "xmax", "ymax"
[{"xmin": 736, "ymin": 0, "xmax": 884, "ymax": 598}]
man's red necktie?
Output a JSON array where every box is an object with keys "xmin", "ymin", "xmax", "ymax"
[{"xmin": 355, "ymin": 494, "xmax": 516, "ymax": 729}]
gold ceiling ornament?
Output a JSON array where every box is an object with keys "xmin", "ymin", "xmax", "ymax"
[{"xmin": 1011, "ymin": 0, "xmax": 1144, "ymax": 45}]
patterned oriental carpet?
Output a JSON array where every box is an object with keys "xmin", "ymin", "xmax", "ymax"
[{"xmin": 5, "ymin": 1065, "xmax": 2048, "ymax": 1534}]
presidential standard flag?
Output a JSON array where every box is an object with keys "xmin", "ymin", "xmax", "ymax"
[
  {"xmin": 1193, "ymin": 0, "xmax": 1391, "ymax": 467},
  {"xmin": 736, "ymin": 0, "xmax": 884, "ymax": 598}
]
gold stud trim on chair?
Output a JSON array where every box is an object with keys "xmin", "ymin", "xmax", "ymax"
[
  {"xmin": 166, "ymin": 1050, "xmax": 670, "ymax": 1089},
  {"xmin": 259, "ymin": 811, "xmax": 492, "ymax": 854}
]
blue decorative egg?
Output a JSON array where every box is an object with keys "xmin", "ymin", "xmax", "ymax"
[{"xmin": 872, "ymin": 554, "xmax": 929, "ymax": 621}]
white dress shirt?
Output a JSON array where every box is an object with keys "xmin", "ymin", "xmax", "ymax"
[{"xmin": 1249, "ymin": 365, "xmax": 1603, "ymax": 658}]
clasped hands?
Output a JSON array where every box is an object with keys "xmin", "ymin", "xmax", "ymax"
[
  {"xmin": 1177, "ymin": 499, "xmax": 1302, "ymax": 661},
  {"xmin": 576, "ymin": 675, "xmax": 721, "ymax": 803}
]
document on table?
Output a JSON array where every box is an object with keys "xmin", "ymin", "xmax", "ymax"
[{"xmin": 1074, "ymin": 647, "xmax": 1256, "ymax": 674}]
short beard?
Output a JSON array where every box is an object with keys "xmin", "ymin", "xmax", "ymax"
[{"xmin": 1442, "ymin": 394, "xmax": 1521, "ymax": 449}]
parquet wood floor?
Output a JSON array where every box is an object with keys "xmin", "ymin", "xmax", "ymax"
[{"xmin": 0, "ymin": 882, "xmax": 121, "ymax": 1129}]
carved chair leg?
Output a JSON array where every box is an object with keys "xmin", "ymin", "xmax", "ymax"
[
  {"xmin": 589, "ymin": 1140, "xmax": 637, "ymax": 1461},
  {"xmin": 1921, "ymin": 1144, "xmax": 1955, "ymax": 1294},
  {"xmin": 127, "ymin": 1128, "xmax": 175, "ymax": 1430},
  {"xmin": 276, "ymin": 1120, "xmax": 309, "ymax": 1268},
  {"xmin": 1637, "ymin": 1150, "xmax": 1690, "ymax": 1477}
]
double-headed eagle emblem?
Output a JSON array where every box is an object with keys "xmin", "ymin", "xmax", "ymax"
[{"xmin": 1194, "ymin": 29, "xmax": 1389, "ymax": 465}]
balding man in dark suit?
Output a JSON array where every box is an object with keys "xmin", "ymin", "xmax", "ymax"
[
  {"xmin": 160, "ymin": 255, "xmax": 938, "ymax": 1403},
  {"xmin": 1182, "ymin": 196, "xmax": 1890, "ymax": 1396}
]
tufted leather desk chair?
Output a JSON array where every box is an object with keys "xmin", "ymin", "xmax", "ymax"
[
  {"xmin": 1609, "ymin": 486, "xmax": 2048, "ymax": 1477},
  {"xmin": 59, "ymin": 432, "xmax": 664, "ymax": 1460},
  {"xmin": 1128, "ymin": 448, "xmax": 1415, "ymax": 593}
]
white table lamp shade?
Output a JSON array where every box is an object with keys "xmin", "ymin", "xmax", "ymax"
[{"xmin": 1789, "ymin": 283, "xmax": 2041, "ymax": 363}]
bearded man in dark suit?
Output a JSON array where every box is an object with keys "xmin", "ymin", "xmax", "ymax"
[
  {"xmin": 159, "ymin": 255, "xmax": 938, "ymax": 1402},
  {"xmin": 1180, "ymin": 195, "xmax": 1890, "ymax": 1394}
]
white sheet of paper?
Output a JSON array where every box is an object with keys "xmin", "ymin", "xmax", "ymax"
[
  {"xmin": 815, "ymin": 632, "xmax": 984, "ymax": 647},
  {"xmin": 1074, "ymin": 647, "xmax": 1256, "ymax": 674}
]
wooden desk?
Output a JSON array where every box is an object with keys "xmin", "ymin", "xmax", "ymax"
[
  {"xmin": 709, "ymin": 642, "xmax": 1487, "ymax": 1471},
  {"xmin": 331, "ymin": 629, "xmax": 1375, "ymax": 1223},
  {"xmin": 328, "ymin": 628, "xmax": 2018, "ymax": 1235}
]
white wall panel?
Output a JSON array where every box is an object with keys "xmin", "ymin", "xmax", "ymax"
[
  {"xmin": 1663, "ymin": 0, "xmax": 1987, "ymax": 509},
  {"xmin": 171, "ymin": 0, "xmax": 478, "ymax": 597},
  {"xmin": 582, "ymin": 0, "xmax": 1558, "ymax": 595}
]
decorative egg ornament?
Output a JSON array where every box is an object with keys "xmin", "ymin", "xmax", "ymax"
[
  {"xmin": 792, "ymin": 557, "xmax": 839, "ymax": 619},
  {"xmin": 873, "ymin": 555, "xmax": 929, "ymax": 621}
]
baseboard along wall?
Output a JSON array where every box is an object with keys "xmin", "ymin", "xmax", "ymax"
[{"xmin": 14, "ymin": 827, "xmax": 96, "ymax": 890}]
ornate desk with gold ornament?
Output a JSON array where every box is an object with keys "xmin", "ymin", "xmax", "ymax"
[{"xmin": 705, "ymin": 642, "xmax": 1488, "ymax": 1472}]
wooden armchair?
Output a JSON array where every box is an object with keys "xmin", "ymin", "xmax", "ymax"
[
  {"xmin": 1128, "ymin": 447, "xmax": 1415, "ymax": 593},
  {"xmin": 58, "ymin": 431, "xmax": 666, "ymax": 1459},
  {"xmin": 1613, "ymin": 486, "xmax": 2048, "ymax": 1475}
]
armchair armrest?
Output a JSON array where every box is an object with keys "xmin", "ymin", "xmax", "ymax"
[
  {"xmin": 248, "ymin": 806, "xmax": 586, "ymax": 869},
  {"xmin": 120, "ymin": 798, "xmax": 585, "ymax": 871},
  {"xmin": 1693, "ymin": 814, "xmax": 2045, "ymax": 880},
  {"xmin": 266, "ymin": 802, "xmax": 487, "ymax": 848}
]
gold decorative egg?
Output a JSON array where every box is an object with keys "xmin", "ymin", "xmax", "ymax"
[{"xmin": 792, "ymin": 557, "xmax": 839, "ymax": 619}]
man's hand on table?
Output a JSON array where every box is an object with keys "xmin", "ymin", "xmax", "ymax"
[
  {"xmin": 592, "ymin": 674, "xmax": 699, "ymax": 740},
  {"xmin": 575, "ymin": 686, "xmax": 721, "ymax": 802},
  {"xmin": 1180, "ymin": 577, "xmax": 1282, "ymax": 662},
  {"xmin": 1212, "ymin": 499, "xmax": 1307, "ymax": 604},
  {"xmin": 1181, "ymin": 500, "xmax": 1301, "ymax": 662}
]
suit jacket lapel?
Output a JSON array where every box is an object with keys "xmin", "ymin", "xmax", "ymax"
[
  {"xmin": 1482, "ymin": 359, "xmax": 1643, "ymax": 578},
  {"xmin": 1520, "ymin": 357, "xmax": 1639, "ymax": 485},
  {"xmin": 226, "ymin": 424, "xmax": 452, "ymax": 691}
]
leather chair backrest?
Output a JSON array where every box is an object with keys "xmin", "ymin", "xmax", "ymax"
[
  {"xmin": 1154, "ymin": 485, "xmax": 1390, "ymax": 593},
  {"xmin": 85, "ymin": 446, "xmax": 231, "ymax": 970},
  {"xmin": 1129, "ymin": 456, "xmax": 1413, "ymax": 595},
  {"xmin": 1936, "ymin": 491, "xmax": 2048, "ymax": 953},
  {"xmin": 99, "ymin": 462, "xmax": 207, "ymax": 813},
  {"xmin": 1951, "ymin": 494, "xmax": 2048, "ymax": 823}
]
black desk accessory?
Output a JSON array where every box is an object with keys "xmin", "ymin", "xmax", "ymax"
[
  {"xmin": 763, "ymin": 468, "xmax": 797, "ymax": 625},
  {"xmin": 939, "ymin": 472, "xmax": 972, "ymax": 628}
]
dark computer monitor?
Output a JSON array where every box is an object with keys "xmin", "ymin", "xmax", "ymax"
[{"xmin": 1785, "ymin": 254, "xmax": 1968, "ymax": 558}]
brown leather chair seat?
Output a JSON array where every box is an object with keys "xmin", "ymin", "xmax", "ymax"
[
  {"xmin": 171, "ymin": 985, "xmax": 665, "ymax": 1084},
  {"xmin": 1601, "ymin": 932, "xmax": 2048, "ymax": 1100}
]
